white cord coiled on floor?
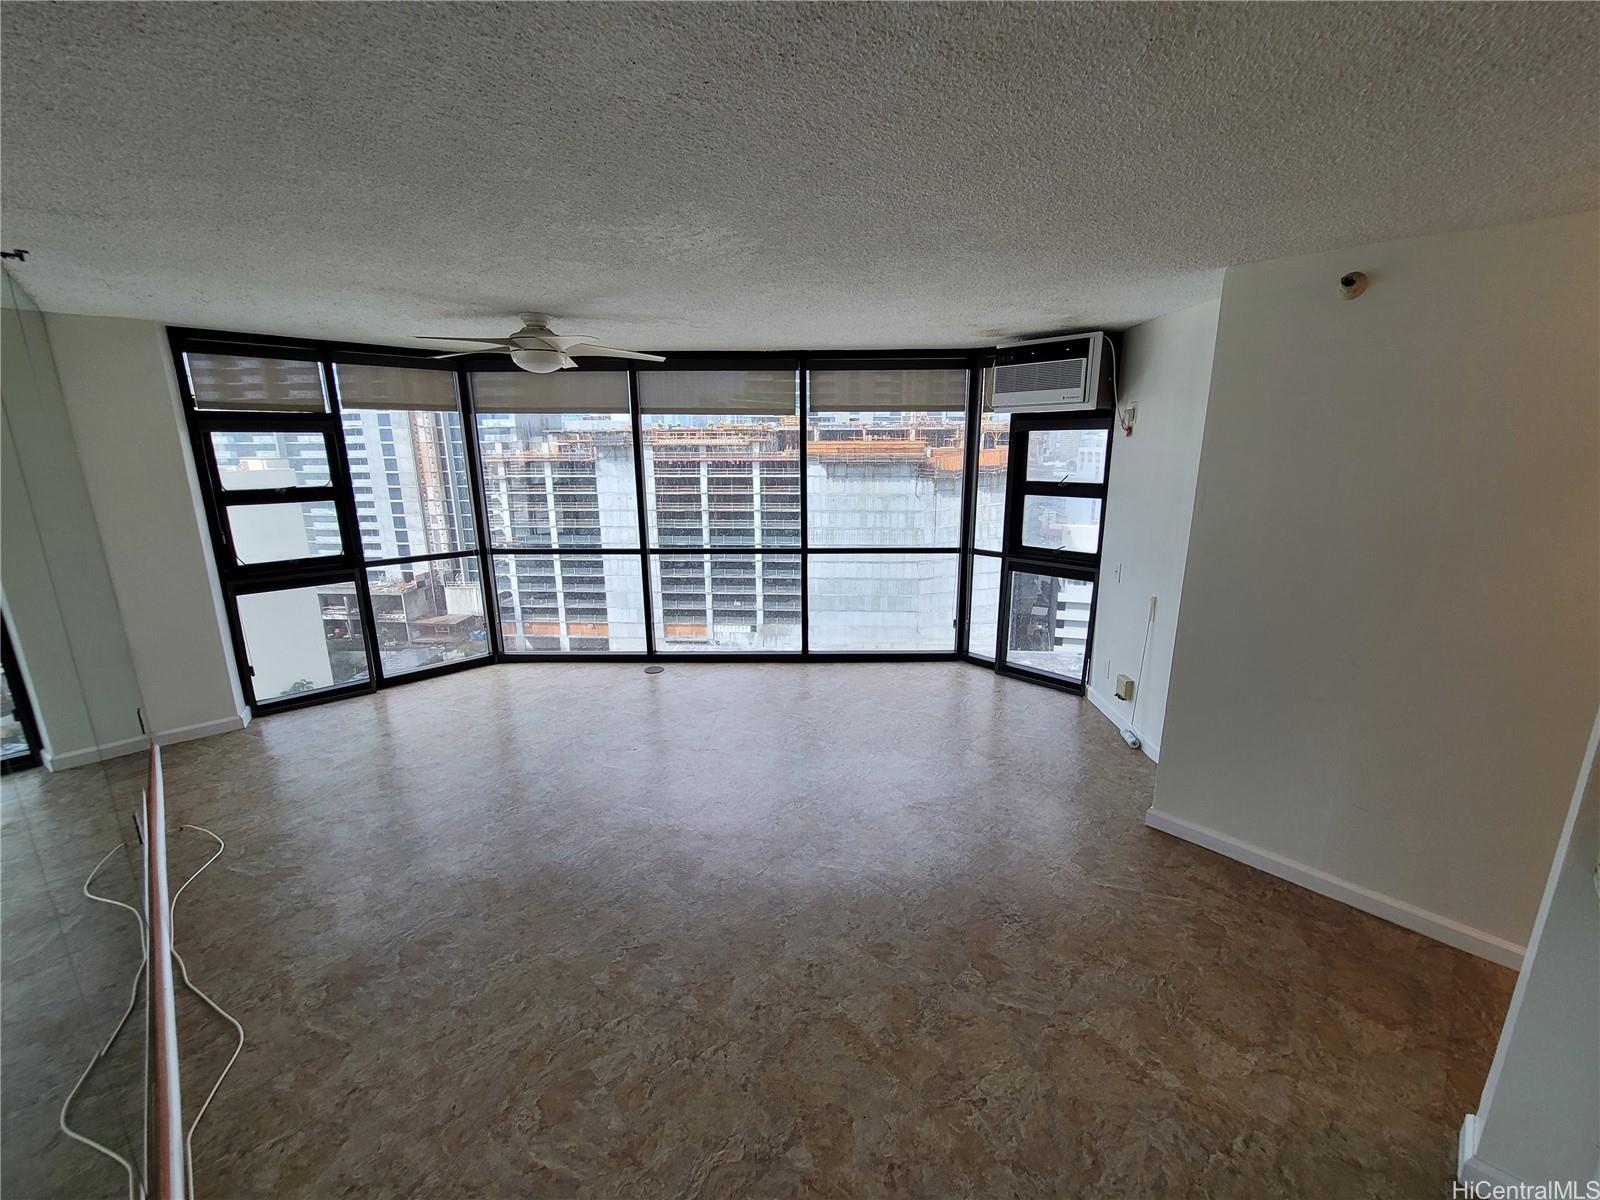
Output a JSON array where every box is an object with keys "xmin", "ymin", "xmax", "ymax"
[
  {"xmin": 169, "ymin": 825, "xmax": 245, "ymax": 1200},
  {"xmin": 62, "ymin": 845, "xmax": 148, "ymax": 1200},
  {"xmin": 60, "ymin": 826, "xmax": 245, "ymax": 1200}
]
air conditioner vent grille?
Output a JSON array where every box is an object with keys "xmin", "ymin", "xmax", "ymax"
[{"xmin": 995, "ymin": 358, "xmax": 1085, "ymax": 396}]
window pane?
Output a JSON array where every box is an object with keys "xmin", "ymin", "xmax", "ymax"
[
  {"xmin": 967, "ymin": 554, "xmax": 1001, "ymax": 659},
  {"xmin": 973, "ymin": 410, "xmax": 1011, "ymax": 552},
  {"xmin": 807, "ymin": 553, "xmax": 958, "ymax": 651},
  {"xmin": 1006, "ymin": 572, "xmax": 1093, "ymax": 684},
  {"xmin": 494, "ymin": 554, "xmax": 646, "ymax": 653},
  {"xmin": 226, "ymin": 500, "xmax": 342, "ymax": 564},
  {"xmin": 807, "ymin": 368, "xmax": 966, "ymax": 413},
  {"xmin": 650, "ymin": 553, "xmax": 801, "ymax": 652},
  {"xmin": 186, "ymin": 352, "xmax": 327, "ymax": 412},
  {"xmin": 641, "ymin": 416, "xmax": 799, "ymax": 549},
  {"xmin": 365, "ymin": 556, "xmax": 489, "ymax": 675},
  {"xmin": 1, "ymin": 637, "xmax": 34, "ymax": 762},
  {"xmin": 1025, "ymin": 427, "xmax": 1108, "ymax": 485},
  {"xmin": 211, "ymin": 431, "xmax": 331, "ymax": 490},
  {"xmin": 340, "ymin": 406, "xmax": 476, "ymax": 558},
  {"xmin": 1019, "ymin": 495, "xmax": 1102, "ymax": 555},
  {"xmin": 806, "ymin": 410, "xmax": 966, "ymax": 547},
  {"xmin": 637, "ymin": 370, "xmax": 797, "ymax": 416},
  {"xmin": 335, "ymin": 363, "xmax": 457, "ymax": 412},
  {"xmin": 236, "ymin": 583, "xmax": 369, "ymax": 702},
  {"xmin": 474, "ymin": 370, "xmax": 629, "ymax": 415},
  {"xmin": 475, "ymin": 412, "xmax": 639, "ymax": 549}
]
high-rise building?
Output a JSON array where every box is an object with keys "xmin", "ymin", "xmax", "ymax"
[{"xmin": 210, "ymin": 375, "xmax": 979, "ymax": 660}]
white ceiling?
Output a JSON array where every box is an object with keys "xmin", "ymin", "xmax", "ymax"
[{"xmin": 2, "ymin": 2, "xmax": 1595, "ymax": 352}]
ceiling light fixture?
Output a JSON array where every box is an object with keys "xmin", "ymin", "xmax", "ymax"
[
  {"xmin": 509, "ymin": 348, "xmax": 575, "ymax": 373},
  {"xmin": 420, "ymin": 313, "xmax": 664, "ymax": 374}
]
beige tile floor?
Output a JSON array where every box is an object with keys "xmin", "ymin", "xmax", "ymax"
[{"xmin": 6, "ymin": 663, "xmax": 1513, "ymax": 1198}]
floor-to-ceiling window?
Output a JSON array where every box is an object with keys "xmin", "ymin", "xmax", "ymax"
[
  {"xmin": 175, "ymin": 331, "xmax": 1113, "ymax": 712},
  {"xmin": 184, "ymin": 349, "xmax": 375, "ymax": 708},
  {"xmin": 964, "ymin": 370, "xmax": 1010, "ymax": 661},
  {"xmin": 471, "ymin": 369, "xmax": 647, "ymax": 654},
  {"xmin": 991, "ymin": 413, "xmax": 1112, "ymax": 690},
  {"xmin": 180, "ymin": 347, "xmax": 494, "ymax": 711},
  {"xmin": 805, "ymin": 366, "xmax": 967, "ymax": 652},
  {"xmin": 0, "ymin": 619, "xmax": 42, "ymax": 773},
  {"xmin": 638, "ymin": 368, "xmax": 802, "ymax": 653},
  {"xmin": 334, "ymin": 364, "xmax": 490, "ymax": 677}
]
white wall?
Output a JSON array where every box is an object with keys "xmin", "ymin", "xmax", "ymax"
[
  {"xmin": 43, "ymin": 314, "xmax": 248, "ymax": 742},
  {"xmin": 1151, "ymin": 210, "xmax": 1600, "ymax": 963},
  {"xmin": 1088, "ymin": 300, "xmax": 1220, "ymax": 760},
  {"xmin": 1, "ymin": 285, "xmax": 147, "ymax": 765},
  {"xmin": 1462, "ymin": 709, "xmax": 1599, "ymax": 1187}
]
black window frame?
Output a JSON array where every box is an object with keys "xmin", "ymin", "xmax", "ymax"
[
  {"xmin": 1, "ymin": 617, "xmax": 44, "ymax": 773},
  {"xmin": 170, "ymin": 328, "xmax": 1115, "ymax": 715},
  {"xmin": 988, "ymin": 410, "xmax": 1115, "ymax": 693}
]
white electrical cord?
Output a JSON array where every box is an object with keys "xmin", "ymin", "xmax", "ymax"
[
  {"xmin": 61, "ymin": 845, "xmax": 148, "ymax": 1200},
  {"xmin": 1107, "ymin": 338, "xmax": 1133, "ymax": 434},
  {"xmin": 60, "ymin": 827, "xmax": 245, "ymax": 1200},
  {"xmin": 169, "ymin": 825, "xmax": 244, "ymax": 1200}
]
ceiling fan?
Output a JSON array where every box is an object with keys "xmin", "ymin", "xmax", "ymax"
[{"xmin": 417, "ymin": 313, "xmax": 665, "ymax": 374}]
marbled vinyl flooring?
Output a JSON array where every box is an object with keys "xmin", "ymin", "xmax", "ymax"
[
  {"xmin": 9, "ymin": 663, "xmax": 1514, "ymax": 1197},
  {"xmin": 3, "ymin": 752, "xmax": 147, "ymax": 1200}
]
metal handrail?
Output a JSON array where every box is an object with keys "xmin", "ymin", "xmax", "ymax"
[{"xmin": 145, "ymin": 743, "xmax": 185, "ymax": 1200}]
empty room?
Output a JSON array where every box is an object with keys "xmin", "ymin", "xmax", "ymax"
[{"xmin": 1, "ymin": 2, "xmax": 1596, "ymax": 1197}]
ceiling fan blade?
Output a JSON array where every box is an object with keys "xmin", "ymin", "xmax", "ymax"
[
  {"xmin": 416, "ymin": 336, "xmax": 522, "ymax": 346},
  {"xmin": 538, "ymin": 335, "xmax": 600, "ymax": 352},
  {"xmin": 431, "ymin": 349, "xmax": 509, "ymax": 359},
  {"xmin": 565, "ymin": 345, "xmax": 667, "ymax": 362}
]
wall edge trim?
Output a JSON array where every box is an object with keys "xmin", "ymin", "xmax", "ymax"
[
  {"xmin": 42, "ymin": 734, "xmax": 148, "ymax": 771},
  {"xmin": 1144, "ymin": 807, "xmax": 1525, "ymax": 967},
  {"xmin": 1458, "ymin": 1114, "xmax": 1527, "ymax": 1187},
  {"xmin": 153, "ymin": 712, "xmax": 249, "ymax": 747}
]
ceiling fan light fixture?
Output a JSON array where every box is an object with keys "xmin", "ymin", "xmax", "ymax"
[
  {"xmin": 510, "ymin": 348, "xmax": 574, "ymax": 373},
  {"xmin": 421, "ymin": 315, "xmax": 660, "ymax": 368}
]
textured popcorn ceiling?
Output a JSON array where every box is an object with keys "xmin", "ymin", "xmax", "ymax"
[{"xmin": 1, "ymin": 2, "xmax": 1596, "ymax": 351}]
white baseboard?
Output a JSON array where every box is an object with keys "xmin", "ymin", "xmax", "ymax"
[
  {"xmin": 1086, "ymin": 685, "xmax": 1160, "ymax": 762},
  {"xmin": 153, "ymin": 711, "xmax": 249, "ymax": 747},
  {"xmin": 43, "ymin": 734, "xmax": 148, "ymax": 771},
  {"xmin": 1457, "ymin": 1114, "xmax": 1525, "ymax": 1187},
  {"xmin": 1144, "ymin": 808, "xmax": 1525, "ymax": 968},
  {"xmin": 40, "ymin": 711, "xmax": 249, "ymax": 771}
]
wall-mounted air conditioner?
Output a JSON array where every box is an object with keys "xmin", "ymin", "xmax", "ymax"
[{"xmin": 991, "ymin": 331, "xmax": 1112, "ymax": 414}]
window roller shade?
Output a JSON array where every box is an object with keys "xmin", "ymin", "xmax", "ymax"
[
  {"xmin": 471, "ymin": 371, "xmax": 629, "ymax": 414},
  {"xmin": 807, "ymin": 368, "xmax": 968, "ymax": 413},
  {"xmin": 335, "ymin": 363, "xmax": 459, "ymax": 411},
  {"xmin": 186, "ymin": 352, "xmax": 327, "ymax": 412},
  {"xmin": 637, "ymin": 370, "xmax": 797, "ymax": 416}
]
